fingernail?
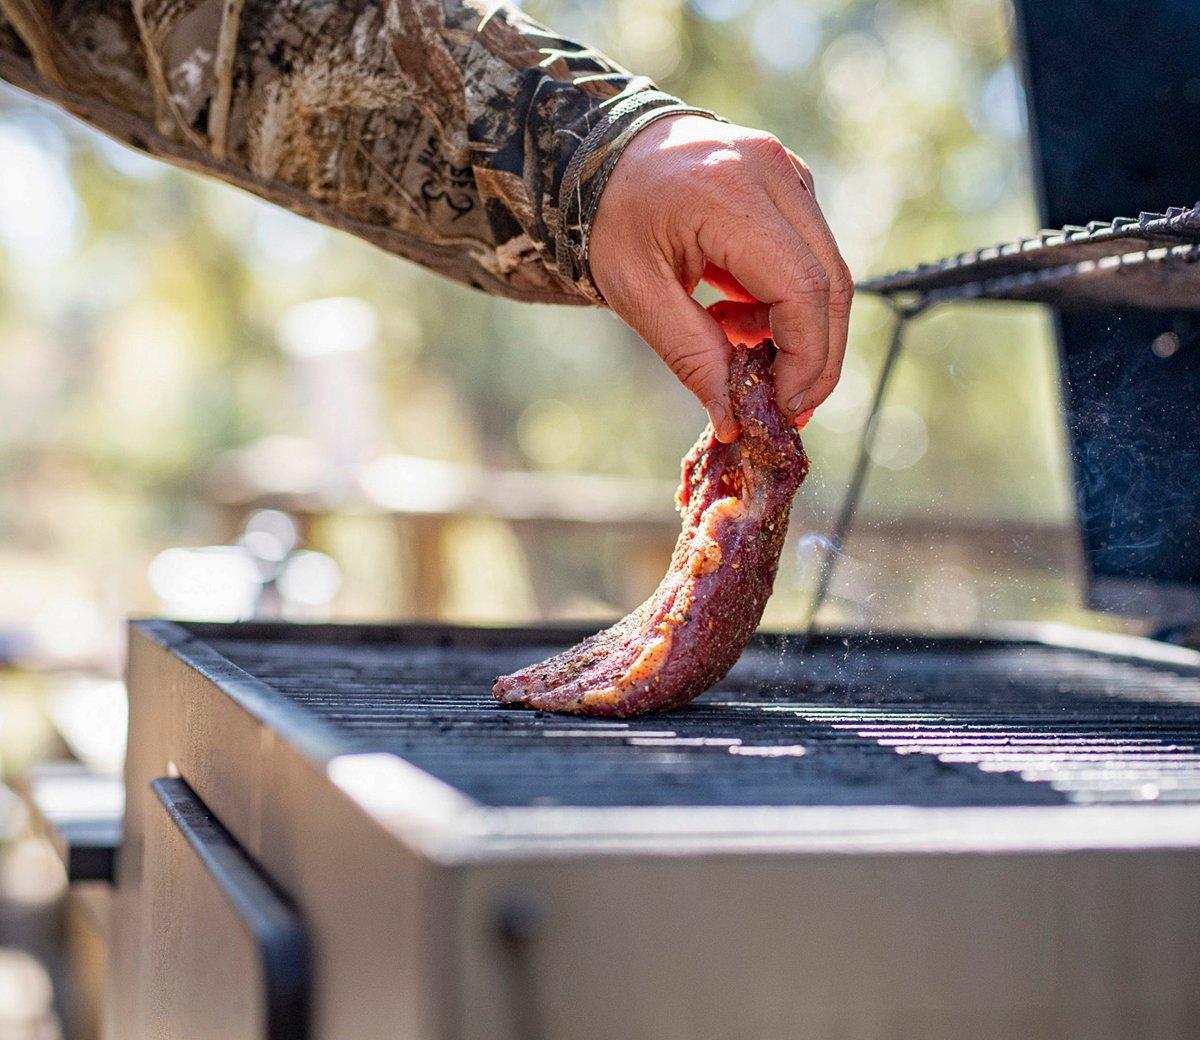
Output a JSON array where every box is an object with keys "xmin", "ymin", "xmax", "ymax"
[
  {"xmin": 706, "ymin": 401, "xmax": 736, "ymax": 443},
  {"xmin": 785, "ymin": 390, "xmax": 808, "ymax": 418}
]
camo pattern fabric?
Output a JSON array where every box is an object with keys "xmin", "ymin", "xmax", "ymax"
[{"xmin": 0, "ymin": 0, "xmax": 716, "ymax": 303}]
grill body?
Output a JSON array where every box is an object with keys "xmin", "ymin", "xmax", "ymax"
[
  {"xmin": 1013, "ymin": 0, "xmax": 1200, "ymax": 615},
  {"xmin": 110, "ymin": 620, "xmax": 1200, "ymax": 1040}
]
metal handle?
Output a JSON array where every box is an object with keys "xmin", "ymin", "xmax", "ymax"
[{"xmin": 151, "ymin": 779, "xmax": 310, "ymax": 1040}]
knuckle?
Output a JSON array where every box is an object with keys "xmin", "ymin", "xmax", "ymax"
[
  {"xmin": 828, "ymin": 264, "xmax": 855, "ymax": 308},
  {"xmin": 791, "ymin": 265, "xmax": 831, "ymax": 298},
  {"xmin": 745, "ymin": 131, "xmax": 788, "ymax": 165},
  {"xmin": 787, "ymin": 148, "xmax": 815, "ymax": 184},
  {"xmin": 664, "ymin": 342, "xmax": 723, "ymax": 392}
]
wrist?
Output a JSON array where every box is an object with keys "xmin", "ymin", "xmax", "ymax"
[
  {"xmin": 555, "ymin": 95, "xmax": 722, "ymax": 302},
  {"xmin": 590, "ymin": 112, "xmax": 724, "ymax": 301}
]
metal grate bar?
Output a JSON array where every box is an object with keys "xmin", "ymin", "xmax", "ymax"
[
  {"xmin": 196, "ymin": 628, "xmax": 1200, "ymax": 810},
  {"xmin": 858, "ymin": 204, "xmax": 1200, "ymax": 311}
]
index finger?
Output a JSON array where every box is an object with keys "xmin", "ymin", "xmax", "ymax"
[
  {"xmin": 705, "ymin": 208, "xmax": 831, "ymax": 420},
  {"xmin": 768, "ymin": 156, "xmax": 853, "ymax": 409},
  {"xmin": 701, "ymin": 261, "xmax": 757, "ymax": 303}
]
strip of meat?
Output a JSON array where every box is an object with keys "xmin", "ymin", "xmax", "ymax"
[{"xmin": 492, "ymin": 300, "xmax": 810, "ymax": 717}]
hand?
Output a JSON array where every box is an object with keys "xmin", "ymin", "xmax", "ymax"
[{"xmin": 589, "ymin": 114, "xmax": 852, "ymax": 442}]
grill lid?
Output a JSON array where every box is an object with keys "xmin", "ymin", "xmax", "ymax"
[{"xmin": 852, "ymin": 204, "xmax": 1200, "ymax": 623}]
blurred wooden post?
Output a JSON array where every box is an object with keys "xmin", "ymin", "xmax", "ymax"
[
  {"xmin": 208, "ymin": 444, "xmax": 1084, "ymax": 624},
  {"xmin": 403, "ymin": 516, "xmax": 451, "ymax": 621}
]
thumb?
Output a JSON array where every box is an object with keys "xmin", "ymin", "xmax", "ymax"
[{"xmin": 612, "ymin": 279, "xmax": 737, "ymax": 442}]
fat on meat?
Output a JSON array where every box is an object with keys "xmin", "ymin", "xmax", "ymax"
[{"xmin": 493, "ymin": 301, "xmax": 810, "ymax": 717}]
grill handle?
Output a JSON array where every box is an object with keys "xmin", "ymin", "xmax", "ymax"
[{"xmin": 149, "ymin": 778, "xmax": 310, "ymax": 1040}]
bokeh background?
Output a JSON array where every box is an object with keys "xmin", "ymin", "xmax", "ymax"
[{"xmin": 0, "ymin": 0, "xmax": 1091, "ymax": 1032}]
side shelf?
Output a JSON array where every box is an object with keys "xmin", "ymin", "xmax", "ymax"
[{"xmin": 23, "ymin": 762, "xmax": 123, "ymax": 884}]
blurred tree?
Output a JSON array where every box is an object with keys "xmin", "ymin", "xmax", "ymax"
[{"xmin": 0, "ymin": 0, "xmax": 1083, "ymax": 648}]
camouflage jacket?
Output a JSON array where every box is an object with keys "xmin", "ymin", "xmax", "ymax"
[{"xmin": 0, "ymin": 0, "xmax": 714, "ymax": 304}]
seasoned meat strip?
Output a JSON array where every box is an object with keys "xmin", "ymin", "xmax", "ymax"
[{"xmin": 492, "ymin": 301, "xmax": 810, "ymax": 717}]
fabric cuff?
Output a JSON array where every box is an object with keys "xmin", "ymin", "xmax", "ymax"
[{"xmin": 555, "ymin": 88, "xmax": 723, "ymax": 304}]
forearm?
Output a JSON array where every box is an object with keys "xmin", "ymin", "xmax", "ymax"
[{"xmin": 0, "ymin": 0, "xmax": 711, "ymax": 304}]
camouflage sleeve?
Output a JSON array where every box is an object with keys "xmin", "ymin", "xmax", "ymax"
[{"xmin": 0, "ymin": 1, "xmax": 717, "ymax": 305}]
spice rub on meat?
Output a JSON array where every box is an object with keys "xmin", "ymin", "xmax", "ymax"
[{"xmin": 492, "ymin": 301, "xmax": 810, "ymax": 717}]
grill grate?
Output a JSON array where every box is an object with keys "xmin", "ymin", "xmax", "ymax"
[
  {"xmin": 858, "ymin": 203, "xmax": 1200, "ymax": 311},
  {"xmin": 189, "ymin": 625, "xmax": 1200, "ymax": 810}
]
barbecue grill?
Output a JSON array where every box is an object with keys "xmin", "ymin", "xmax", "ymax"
[
  {"xmin": 27, "ymin": 0, "xmax": 1200, "ymax": 1037},
  {"xmin": 97, "ymin": 620, "xmax": 1200, "ymax": 1040}
]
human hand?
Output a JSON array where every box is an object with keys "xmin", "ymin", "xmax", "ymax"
[{"xmin": 589, "ymin": 114, "xmax": 852, "ymax": 442}]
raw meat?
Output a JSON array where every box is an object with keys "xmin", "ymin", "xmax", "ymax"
[{"xmin": 492, "ymin": 300, "xmax": 809, "ymax": 717}]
